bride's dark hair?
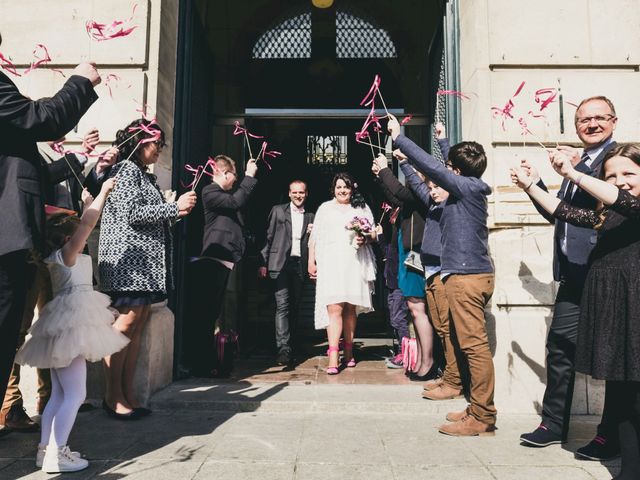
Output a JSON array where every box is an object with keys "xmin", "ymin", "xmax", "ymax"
[{"xmin": 330, "ymin": 172, "xmax": 366, "ymax": 209}]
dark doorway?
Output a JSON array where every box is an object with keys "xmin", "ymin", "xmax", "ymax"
[{"xmin": 172, "ymin": 0, "xmax": 449, "ymax": 374}]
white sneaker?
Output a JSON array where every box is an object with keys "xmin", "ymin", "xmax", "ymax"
[
  {"xmin": 35, "ymin": 445, "xmax": 82, "ymax": 468},
  {"xmin": 41, "ymin": 445, "xmax": 89, "ymax": 473}
]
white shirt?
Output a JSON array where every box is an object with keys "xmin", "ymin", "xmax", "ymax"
[{"xmin": 290, "ymin": 203, "xmax": 305, "ymax": 258}]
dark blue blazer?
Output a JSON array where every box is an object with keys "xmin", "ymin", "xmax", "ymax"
[{"xmin": 530, "ymin": 141, "xmax": 616, "ymax": 286}]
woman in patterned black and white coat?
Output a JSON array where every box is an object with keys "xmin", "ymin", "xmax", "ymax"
[{"xmin": 98, "ymin": 119, "xmax": 197, "ymax": 419}]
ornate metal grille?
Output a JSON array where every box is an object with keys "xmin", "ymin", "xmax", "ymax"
[
  {"xmin": 252, "ymin": 11, "xmax": 312, "ymax": 59},
  {"xmin": 432, "ymin": 50, "xmax": 447, "ymax": 164},
  {"xmin": 306, "ymin": 136, "xmax": 348, "ymax": 165},
  {"xmin": 336, "ymin": 9, "xmax": 397, "ymax": 59}
]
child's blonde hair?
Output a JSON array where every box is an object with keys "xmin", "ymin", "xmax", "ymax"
[{"xmin": 45, "ymin": 213, "xmax": 81, "ymax": 254}]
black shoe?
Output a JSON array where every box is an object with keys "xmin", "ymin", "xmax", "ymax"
[
  {"xmin": 576, "ymin": 435, "xmax": 620, "ymax": 461},
  {"xmin": 0, "ymin": 405, "xmax": 39, "ymax": 432},
  {"xmin": 276, "ymin": 350, "xmax": 291, "ymax": 366},
  {"xmin": 409, "ymin": 365, "xmax": 442, "ymax": 382},
  {"xmin": 102, "ymin": 400, "xmax": 140, "ymax": 421},
  {"xmin": 133, "ymin": 407, "xmax": 152, "ymax": 417},
  {"xmin": 520, "ymin": 424, "xmax": 563, "ymax": 447}
]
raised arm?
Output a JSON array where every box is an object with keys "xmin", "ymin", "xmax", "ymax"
[
  {"xmin": 62, "ymin": 178, "xmax": 114, "ymax": 266},
  {"xmin": 0, "ymin": 67, "xmax": 99, "ymax": 141},
  {"xmin": 388, "ymin": 115, "xmax": 470, "ymax": 198},
  {"xmin": 399, "ymin": 160, "xmax": 431, "ymax": 206}
]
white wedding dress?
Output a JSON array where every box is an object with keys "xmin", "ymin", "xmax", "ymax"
[{"xmin": 310, "ymin": 199, "xmax": 377, "ymax": 329}]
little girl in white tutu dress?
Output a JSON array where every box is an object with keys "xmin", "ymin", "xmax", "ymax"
[{"xmin": 15, "ymin": 178, "xmax": 129, "ymax": 474}]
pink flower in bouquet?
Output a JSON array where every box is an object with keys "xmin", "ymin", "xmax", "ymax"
[{"xmin": 346, "ymin": 216, "xmax": 372, "ymax": 248}]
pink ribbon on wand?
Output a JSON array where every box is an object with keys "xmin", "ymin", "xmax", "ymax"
[
  {"xmin": 491, "ymin": 81, "xmax": 526, "ymax": 131},
  {"xmin": 378, "ymin": 202, "xmax": 392, "ymax": 223},
  {"xmin": 0, "ymin": 51, "xmax": 20, "ymax": 76},
  {"xmin": 534, "ymin": 88, "xmax": 558, "ymax": 111},
  {"xmin": 233, "ymin": 121, "xmax": 264, "ymax": 159}
]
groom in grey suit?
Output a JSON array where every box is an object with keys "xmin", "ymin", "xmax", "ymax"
[{"xmin": 259, "ymin": 180, "xmax": 314, "ymax": 365}]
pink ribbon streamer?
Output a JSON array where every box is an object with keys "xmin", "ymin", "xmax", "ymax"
[
  {"xmin": 86, "ymin": 4, "xmax": 139, "ymax": 42},
  {"xmin": 257, "ymin": 141, "xmax": 281, "ymax": 170},
  {"xmin": 127, "ymin": 121, "xmax": 161, "ymax": 144},
  {"xmin": 491, "ymin": 81, "xmax": 526, "ymax": 131},
  {"xmin": 534, "ymin": 88, "xmax": 558, "ymax": 111},
  {"xmin": 0, "ymin": 51, "xmax": 21, "ymax": 76},
  {"xmin": 51, "ymin": 140, "xmax": 100, "ymax": 159},
  {"xmin": 232, "ymin": 121, "xmax": 264, "ymax": 139},
  {"xmin": 400, "ymin": 115, "xmax": 412, "ymax": 125},
  {"xmin": 436, "ymin": 89, "xmax": 475, "ymax": 100},
  {"xmin": 518, "ymin": 117, "xmax": 533, "ymax": 136},
  {"xmin": 359, "ymin": 74, "xmax": 381, "ymax": 107},
  {"xmin": 104, "ymin": 73, "xmax": 131, "ymax": 98}
]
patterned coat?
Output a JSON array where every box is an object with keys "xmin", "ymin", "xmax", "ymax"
[{"xmin": 98, "ymin": 160, "xmax": 179, "ymax": 293}]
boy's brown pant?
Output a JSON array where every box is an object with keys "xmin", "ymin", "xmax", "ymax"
[
  {"xmin": 443, "ymin": 273, "xmax": 496, "ymax": 425},
  {"xmin": 425, "ymin": 273, "xmax": 463, "ymax": 390}
]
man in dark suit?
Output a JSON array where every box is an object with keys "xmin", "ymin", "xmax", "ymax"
[
  {"xmin": 0, "ymin": 31, "xmax": 100, "ymax": 433},
  {"xmin": 187, "ymin": 155, "xmax": 258, "ymax": 377},
  {"xmin": 259, "ymin": 180, "xmax": 314, "ymax": 365},
  {"xmin": 519, "ymin": 96, "xmax": 619, "ymax": 460}
]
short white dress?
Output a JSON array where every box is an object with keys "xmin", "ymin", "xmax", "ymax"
[
  {"xmin": 15, "ymin": 249, "xmax": 130, "ymax": 369},
  {"xmin": 310, "ymin": 199, "xmax": 377, "ymax": 329}
]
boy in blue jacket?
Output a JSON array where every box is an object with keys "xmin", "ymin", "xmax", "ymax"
[{"xmin": 388, "ymin": 114, "xmax": 495, "ymax": 437}]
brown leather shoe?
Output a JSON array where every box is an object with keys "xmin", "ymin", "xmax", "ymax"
[
  {"xmin": 439, "ymin": 414, "xmax": 495, "ymax": 437},
  {"xmin": 422, "ymin": 384, "xmax": 463, "ymax": 400},
  {"xmin": 0, "ymin": 405, "xmax": 39, "ymax": 432},
  {"xmin": 423, "ymin": 378, "xmax": 443, "ymax": 391},
  {"xmin": 445, "ymin": 406, "xmax": 470, "ymax": 422}
]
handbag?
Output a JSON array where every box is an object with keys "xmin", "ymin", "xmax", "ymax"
[{"xmin": 403, "ymin": 215, "xmax": 424, "ymax": 274}]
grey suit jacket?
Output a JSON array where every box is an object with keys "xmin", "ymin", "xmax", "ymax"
[{"xmin": 260, "ymin": 203, "xmax": 314, "ymax": 274}]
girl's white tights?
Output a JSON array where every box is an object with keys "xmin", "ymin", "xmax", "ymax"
[{"xmin": 39, "ymin": 356, "xmax": 86, "ymax": 448}]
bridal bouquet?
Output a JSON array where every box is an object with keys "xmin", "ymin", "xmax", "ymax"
[{"xmin": 345, "ymin": 216, "xmax": 373, "ymax": 249}]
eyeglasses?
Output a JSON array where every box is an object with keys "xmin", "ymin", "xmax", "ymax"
[{"xmin": 575, "ymin": 115, "xmax": 616, "ymax": 126}]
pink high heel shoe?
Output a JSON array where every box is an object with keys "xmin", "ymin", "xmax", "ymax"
[
  {"xmin": 342, "ymin": 342, "xmax": 356, "ymax": 368},
  {"xmin": 326, "ymin": 346, "xmax": 340, "ymax": 375}
]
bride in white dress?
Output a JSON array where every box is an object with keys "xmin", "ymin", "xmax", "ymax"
[{"xmin": 308, "ymin": 173, "xmax": 376, "ymax": 374}]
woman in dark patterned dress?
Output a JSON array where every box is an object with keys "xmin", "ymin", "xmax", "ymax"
[
  {"xmin": 511, "ymin": 143, "xmax": 640, "ymax": 480},
  {"xmin": 98, "ymin": 119, "xmax": 197, "ymax": 418}
]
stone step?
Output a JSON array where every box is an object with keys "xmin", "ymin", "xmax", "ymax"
[{"xmin": 150, "ymin": 380, "xmax": 469, "ymax": 414}]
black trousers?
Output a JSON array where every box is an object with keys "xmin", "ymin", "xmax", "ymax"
[
  {"xmin": 606, "ymin": 381, "xmax": 640, "ymax": 479},
  {"xmin": 183, "ymin": 258, "xmax": 231, "ymax": 374},
  {"xmin": 541, "ymin": 280, "xmax": 616, "ymax": 441},
  {"xmin": 271, "ymin": 257, "xmax": 304, "ymax": 354},
  {"xmin": 0, "ymin": 250, "xmax": 34, "ymax": 404}
]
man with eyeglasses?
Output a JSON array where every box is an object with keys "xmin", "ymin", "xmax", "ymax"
[{"xmin": 519, "ymin": 96, "xmax": 619, "ymax": 460}]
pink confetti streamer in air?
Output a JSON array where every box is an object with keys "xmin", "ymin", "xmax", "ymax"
[
  {"xmin": 86, "ymin": 4, "xmax": 139, "ymax": 42},
  {"xmin": 104, "ymin": 73, "xmax": 131, "ymax": 98},
  {"xmin": 518, "ymin": 117, "xmax": 533, "ymax": 136},
  {"xmin": 256, "ymin": 141, "xmax": 281, "ymax": 171},
  {"xmin": 181, "ymin": 164, "xmax": 203, "ymax": 189},
  {"xmin": 232, "ymin": 121, "xmax": 264, "ymax": 139},
  {"xmin": 51, "ymin": 140, "xmax": 101, "ymax": 158},
  {"xmin": 381, "ymin": 202, "xmax": 392, "ymax": 212},
  {"xmin": 534, "ymin": 88, "xmax": 558, "ymax": 111},
  {"xmin": 355, "ymin": 130, "xmax": 371, "ymax": 143},
  {"xmin": 360, "ymin": 74, "xmax": 381, "ymax": 107},
  {"xmin": 436, "ymin": 89, "xmax": 476, "ymax": 100},
  {"xmin": 400, "ymin": 115, "xmax": 412, "ymax": 125},
  {"xmin": 127, "ymin": 120, "xmax": 162, "ymax": 145},
  {"xmin": 491, "ymin": 81, "xmax": 526, "ymax": 131},
  {"xmin": 0, "ymin": 51, "xmax": 21, "ymax": 76}
]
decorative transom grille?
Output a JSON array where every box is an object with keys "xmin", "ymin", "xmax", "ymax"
[
  {"xmin": 252, "ymin": 12, "xmax": 312, "ymax": 59},
  {"xmin": 336, "ymin": 10, "xmax": 397, "ymax": 59},
  {"xmin": 432, "ymin": 50, "xmax": 447, "ymax": 164},
  {"xmin": 306, "ymin": 136, "xmax": 348, "ymax": 165}
]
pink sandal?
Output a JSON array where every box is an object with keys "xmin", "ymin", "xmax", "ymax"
[
  {"xmin": 343, "ymin": 342, "xmax": 357, "ymax": 368},
  {"xmin": 326, "ymin": 346, "xmax": 340, "ymax": 375}
]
